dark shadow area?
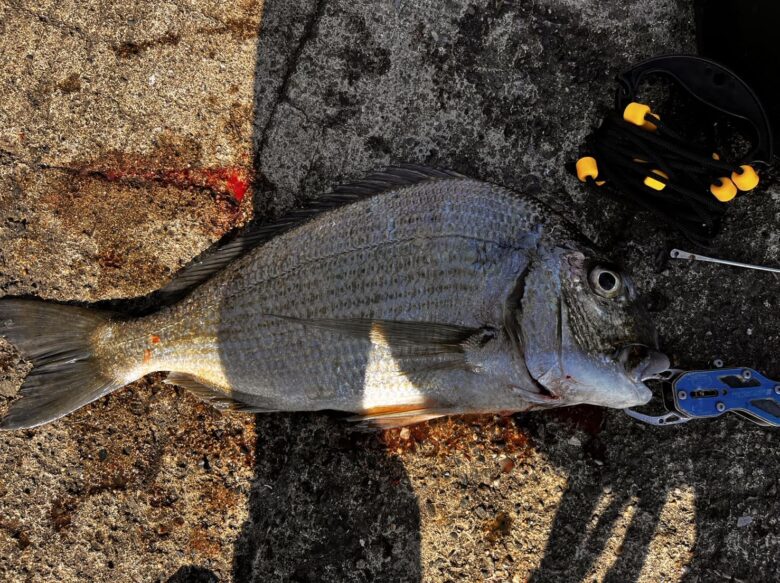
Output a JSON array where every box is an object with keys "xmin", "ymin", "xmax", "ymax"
[
  {"xmin": 232, "ymin": 414, "xmax": 420, "ymax": 582},
  {"xmin": 525, "ymin": 407, "xmax": 670, "ymax": 583},
  {"xmin": 524, "ymin": 396, "xmax": 780, "ymax": 582},
  {"xmin": 528, "ymin": 476, "xmax": 666, "ymax": 583}
]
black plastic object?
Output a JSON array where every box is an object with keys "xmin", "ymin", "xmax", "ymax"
[
  {"xmin": 616, "ymin": 55, "xmax": 774, "ymax": 163},
  {"xmin": 696, "ymin": 0, "xmax": 780, "ymax": 150}
]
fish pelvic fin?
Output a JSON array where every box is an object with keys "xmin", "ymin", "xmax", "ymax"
[
  {"xmin": 164, "ymin": 373, "xmax": 278, "ymax": 413},
  {"xmin": 0, "ymin": 299, "xmax": 123, "ymax": 430},
  {"xmin": 348, "ymin": 405, "xmax": 454, "ymax": 430}
]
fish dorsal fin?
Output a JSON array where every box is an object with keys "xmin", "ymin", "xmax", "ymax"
[
  {"xmin": 164, "ymin": 373, "xmax": 276, "ymax": 413},
  {"xmin": 151, "ymin": 165, "xmax": 466, "ymax": 306}
]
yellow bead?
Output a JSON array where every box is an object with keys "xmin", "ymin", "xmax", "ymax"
[
  {"xmin": 710, "ymin": 177, "xmax": 737, "ymax": 202},
  {"xmin": 643, "ymin": 169, "xmax": 668, "ymax": 191},
  {"xmin": 731, "ymin": 165, "xmax": 759, "ymax": 191},
  {"xmin": 624, "ymin": 102, "xmax": 652, "ymax": 126},
  {"xmin": 576, "ymin": 157, "xmax": 599, "ymax": 183},
  {"xmin": 712, "ymin": 152, "xmax": 720, "ymax": 160}
]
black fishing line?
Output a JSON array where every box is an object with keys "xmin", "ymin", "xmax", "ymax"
[{"xmin": 579, "ymin": 104, "xmax": 766, "ymax": 245}]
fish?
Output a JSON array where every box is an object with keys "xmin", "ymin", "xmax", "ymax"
[{"xmin": 0, "ymin": 166, "xmax": 669, "ymax": 430}]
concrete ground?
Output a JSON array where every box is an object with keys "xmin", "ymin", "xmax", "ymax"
[{"xmin": 1, "ymin": 0, "xmax": 779, "ymax": 581}]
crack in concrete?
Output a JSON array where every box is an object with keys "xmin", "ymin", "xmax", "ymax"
[
  {"xmin": 8, "ymin": 0, "xmax": 110, "ymax": 46},
  {"xmin": 9, "ymin": 0, "xmax": 261, "ymax": 56},
  {"xmin": 0, "ymin": 148, "xmax": 41, "ymax": 169},
  {"xmin": 286, "ymin": 100, "xmax": 312, "ymax": 124},
  {"xmin": 166, "ymin": 0, "xmax": 238, "ymax": 28},
  {"xmin": 254, "ymin": 0, "xmax": 328, "ymax": 172}
]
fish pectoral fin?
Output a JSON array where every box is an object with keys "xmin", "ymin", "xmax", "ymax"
[
  {"xmin": 348, "ymin": 404, "xmax": 456, "ymax": 429},
  {"xmin": 164, "ymin": 373, "xmax": 276, "ymax": 413},
  {"xmin": 268, "ymin": 315, "xmax": 487, "ymax": 354}
]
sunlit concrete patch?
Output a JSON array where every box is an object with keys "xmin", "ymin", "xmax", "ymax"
[
  {"xmin": 0, "ymin": 378, "xmax": 259, "ymax": 582},
  {"xmin": 414, "ymin": 439, "xmax": 570, "ymax": 582},
  {"xmin": 0, "ymin": 0, "xmax": 264, "ymax": 580},
  {"xmin": 0, "ymin": 0, "xmax": 262, "ymax": 169},
  {"xmin": 638, "ymin": 485, "xmax": 697, "ymax": 582},
  {"xmin": 0, "ymin": 0, "xmax": 262, "ymax": 300}
]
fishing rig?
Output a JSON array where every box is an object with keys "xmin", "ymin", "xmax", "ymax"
[{"xmin": 575, "ymin": 55, "xmax": 773, "ymax": 244}]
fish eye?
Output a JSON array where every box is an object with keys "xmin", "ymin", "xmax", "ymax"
[{"xmin": 589, "ymin": 266, "xmax": 624, "ymax": 298}]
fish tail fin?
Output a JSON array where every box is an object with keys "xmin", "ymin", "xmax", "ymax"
[{"xmin": 0, "ymin": 299, "xmax": 123, "ymax": 430}]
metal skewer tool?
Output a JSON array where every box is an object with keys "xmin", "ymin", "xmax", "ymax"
[{"xmin": 670, "ymin": 249, "xmax": 780, "ymax": 275}]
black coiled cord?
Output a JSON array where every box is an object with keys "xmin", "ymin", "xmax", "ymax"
[{"xmin": 581, "ymin": 106, "xmax": 759, "ymax": 245}]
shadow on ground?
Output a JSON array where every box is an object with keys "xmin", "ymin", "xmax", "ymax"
[
  {"xmin": 525, "ymin": 406, "xmax": 780, "ymax": 583},
  {"xmin": 231, "ymin": 416, "xmax": 420, "ymax": 582}
]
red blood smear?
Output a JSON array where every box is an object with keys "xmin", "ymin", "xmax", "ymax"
[
  {"xmin": 88, "ymin": 163, "xmax": 251, "ymax": 203},
  {"xmin": 548, "ymin": 405, "xmax": 606, "ymax": 435},
  {"xmin": 226, "ymin": 172, "xmax": 249, "ymax": 202}
]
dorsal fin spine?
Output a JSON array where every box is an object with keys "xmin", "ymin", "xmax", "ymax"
[{"xmin": 150, "ymin": 165, "xmax": 467, "ymax": 305}]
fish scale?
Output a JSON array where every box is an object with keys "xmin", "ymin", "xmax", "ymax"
[{"xmin": 0, "ymin": 167, "xmax": 662, "ymax": 430}]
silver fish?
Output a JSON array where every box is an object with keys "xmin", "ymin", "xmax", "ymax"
[{"xmin": 0, "ymin": 166, "xmax": 668, "ymax": 429}]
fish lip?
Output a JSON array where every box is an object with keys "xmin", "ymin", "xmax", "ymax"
[{"xmin": 618, "ymin": 345, "xmax": 671, "ymax": 382}]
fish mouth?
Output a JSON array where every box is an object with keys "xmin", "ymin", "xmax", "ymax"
[
  {"xmin": 510, "ymin": 379, "xmax": 560, "ymax": 404},
  {"xmin": 617, "ymin": 344, "xmax": 671, "ymax": 382}
]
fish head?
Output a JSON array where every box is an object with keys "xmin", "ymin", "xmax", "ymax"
[{"xmin": 518, "ymin": 245, "xmax": 667, "ymax": 409}]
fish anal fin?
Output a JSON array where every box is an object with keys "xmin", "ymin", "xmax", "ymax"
[
  {"xmin": 164, "ymin": 372, "xmax": 219, "ymax": 393},
  {"xmin": 164, "ymin": 373, "xmax": 274, "ymax": 412},
  {"xmin": 357, "ymin": 413, "xmax": 446, "ymax": 430}
]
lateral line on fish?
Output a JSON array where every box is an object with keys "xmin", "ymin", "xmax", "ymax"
[
  {"xmin": 217, "ymin": 233, "xmax": 528, "ymax": 301},
  {"xmin": 103, "ymin": 320, "xmax": 211, "ymax": 352}
]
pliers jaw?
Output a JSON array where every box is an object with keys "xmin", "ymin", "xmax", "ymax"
[{"xmin": 624, "ymin": 369, "xmax": 693, "ymax": 426}]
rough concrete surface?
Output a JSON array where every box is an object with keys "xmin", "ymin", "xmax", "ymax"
[{"xmin": 1, "ymin": 0, "xmax": 779, "ymax": 581}]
